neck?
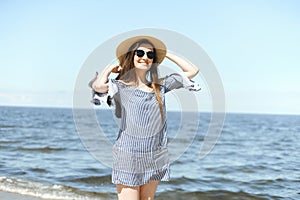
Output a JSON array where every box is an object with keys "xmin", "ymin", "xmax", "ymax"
[{"xmin": 135, "ymin": 69, "xmax": 148, "ymax": 86}]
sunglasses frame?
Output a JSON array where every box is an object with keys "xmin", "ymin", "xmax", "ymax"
[{"xmin": 135, "ymin": 49, "xmax": 155, "ymax": 59}]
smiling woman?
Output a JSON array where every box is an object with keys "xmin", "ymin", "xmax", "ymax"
[{"xmin": 91, "ymin": 35, "xmax": 200, "ymax": 200}]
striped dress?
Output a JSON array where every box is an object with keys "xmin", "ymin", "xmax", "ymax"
[{"xmin": 108, "ymin": 73, "xmax": 188, "ymax": 186}]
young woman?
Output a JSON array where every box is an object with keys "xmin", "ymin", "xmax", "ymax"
[{"xmin": 92, "ymin": 36, "xmax": 199, "ymax": 200}]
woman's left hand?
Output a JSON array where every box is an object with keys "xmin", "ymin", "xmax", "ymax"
[{"xmin": 165, "ymin": 50, "xmax": 199, "ymax": 79}]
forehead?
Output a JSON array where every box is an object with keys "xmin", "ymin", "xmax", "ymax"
[{"xmin": 137, "ymin": 43, "xmax": 154, "ymax": 50}]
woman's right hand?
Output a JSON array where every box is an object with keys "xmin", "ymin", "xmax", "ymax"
[
  {"xmin": 111, "ymin": 65, "xmax": 122, "ymax": 73},
  {"xmin": 92, "ymin": 64, "xmax": 120, "ymax": 93}
]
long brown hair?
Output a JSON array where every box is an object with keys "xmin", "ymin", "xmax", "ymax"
[{"xmin": 115, "ymin": 39, "xmax": 164, "ymax": 123}]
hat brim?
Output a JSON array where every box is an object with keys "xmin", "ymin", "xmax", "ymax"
[{"xmin": 116, "ymin": 35, "xmax": 167, "ymax": 65}]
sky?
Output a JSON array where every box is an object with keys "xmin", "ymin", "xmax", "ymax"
[{"xmin": 0, "ymin": 0, "xmax": 299, "ymax": 115}]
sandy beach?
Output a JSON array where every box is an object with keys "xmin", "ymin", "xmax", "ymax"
[{"xmin": 0, "ymin": 191, "xmax": 45, "ymax": 200}]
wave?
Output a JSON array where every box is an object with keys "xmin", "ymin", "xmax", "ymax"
[
  {"xmin": 0, "ymin": 176, "xmax": 114, "ymax": 200},
  {"xmin": 0, "ymin": 125, "xmax": 17, "ymax": 128},
  {"xmin": 156, "ymin": 189, "xmax": 277, "ymax": 200},
  {"xmin": 15, "ymin": 146, "xmax": 66, "ymax": 152},
  {"xmin": 0, "ymin": 176, "xmax": 283, "ymax": 200},
  {"xmin": 29, "ymin": 167, "xmax": 49, "ymax": 173},
  {"xmin": 168, "ymin": 176, "xmax": 199, "ymax": 185},
  {"xmin": 61, "ymin": 175, "xmax": 111, "ymax": 185},
  {"xmin": 0, "ymin": 140, "xmax": 20, "ymax": 144},
  {"xmin": 0, "ymin": 145, "xmax": 10, "ymax": 150}
]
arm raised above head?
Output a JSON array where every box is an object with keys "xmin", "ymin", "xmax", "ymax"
[
  {"xmin": 165, "ymin": 51, "xmax": 199, "ymax": 79},
  {"xmin": 92, "ymin": 64, "xmax": 120, "ymax": 93}
]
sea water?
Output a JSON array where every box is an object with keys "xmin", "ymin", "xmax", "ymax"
[{"xmin": 0, "ymin": 106, "xmax": 299, "ymax": 200}]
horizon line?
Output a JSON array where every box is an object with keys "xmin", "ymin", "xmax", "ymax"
[{"xmin": 1, "ymin": 104, "xmax": 299, "ymax": 116}]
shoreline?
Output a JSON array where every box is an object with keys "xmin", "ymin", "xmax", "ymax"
[{"xmin": 0, "ymin": 190, "xmax": 44, "ymax": 200}]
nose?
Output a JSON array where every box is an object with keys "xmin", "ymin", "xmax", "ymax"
[{"xmin": 142, "ymin": 53, "xmax": 148, "ymax": 59}]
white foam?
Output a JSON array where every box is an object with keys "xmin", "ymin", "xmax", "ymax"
[{"xmin": 0, "ymin": 176, "xmax": 107, "ymax": 200}]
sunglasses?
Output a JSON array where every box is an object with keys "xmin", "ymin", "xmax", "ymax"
[{"xmin": 135, "ymin": 49, "xmax": 155, "ymax": 59}]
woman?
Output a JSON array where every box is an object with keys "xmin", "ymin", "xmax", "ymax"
[{"xmin": 92, "ymin": 36, "xmax": 199, "ymax": 200}]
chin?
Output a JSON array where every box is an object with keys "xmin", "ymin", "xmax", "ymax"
[{"xmin": 136, "ymin": 65, "xmax": 150, "ymax": 70}]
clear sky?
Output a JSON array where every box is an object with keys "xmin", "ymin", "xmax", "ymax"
[{"xmin": 0, "ymin": 0, "xmax": 299, "ymax": 115}]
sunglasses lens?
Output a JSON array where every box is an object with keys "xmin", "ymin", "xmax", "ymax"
[
  {"xmin": 147, "ymin": 52, "xmax": 155, "ymax": 59},
  {"xmin": 135, "ymin": 50, "xmax": 155, "ymax": 59},
  {"xmin": 136, "ymin": 50, "xmax": 145, "ymax": 57}
]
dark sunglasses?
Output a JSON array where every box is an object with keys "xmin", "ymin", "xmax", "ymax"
[{"xmin": 135, "ymin": 49, "xmax": 155, "ymax": 59}]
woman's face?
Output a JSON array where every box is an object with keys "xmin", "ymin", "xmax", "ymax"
[{"xmin": 133, "ymin": 43, "xmax": 155, "ymax": 70}]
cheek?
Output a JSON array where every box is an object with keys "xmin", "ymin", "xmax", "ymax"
[
  {"xmin": 149, "ymin": 60, "xmax": 153, "ymax": 65},
  {"xmin": 133, "ymin": 56, "xmax": 139, "ymax": 65}
]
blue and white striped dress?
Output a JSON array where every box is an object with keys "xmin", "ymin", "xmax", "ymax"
[{"xmin": 107, "ymin": 73, "xmax": 192, "ymax": 186}]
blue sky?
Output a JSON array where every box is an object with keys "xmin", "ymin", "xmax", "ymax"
[{"xmin": 0, "ymin": 0, "xmax": 299, "ymax": 114}]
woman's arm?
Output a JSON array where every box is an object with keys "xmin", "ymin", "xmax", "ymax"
[
  {"xmin": 92, "ymin": 64, "xmax": 120, "ymax": 93},
  {"xmin": 165, "ymin": 51, "xmax": 199, "ymax": 79}
]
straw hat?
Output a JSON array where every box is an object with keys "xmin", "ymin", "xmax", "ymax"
[{"xmin": 116, "ymin": 35, "xmax": 167, "ymax": 65}]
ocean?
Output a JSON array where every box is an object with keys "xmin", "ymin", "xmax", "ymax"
[{"xmin": 0, "ymin": 106, "xmax": 299, "ymax": 200}]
